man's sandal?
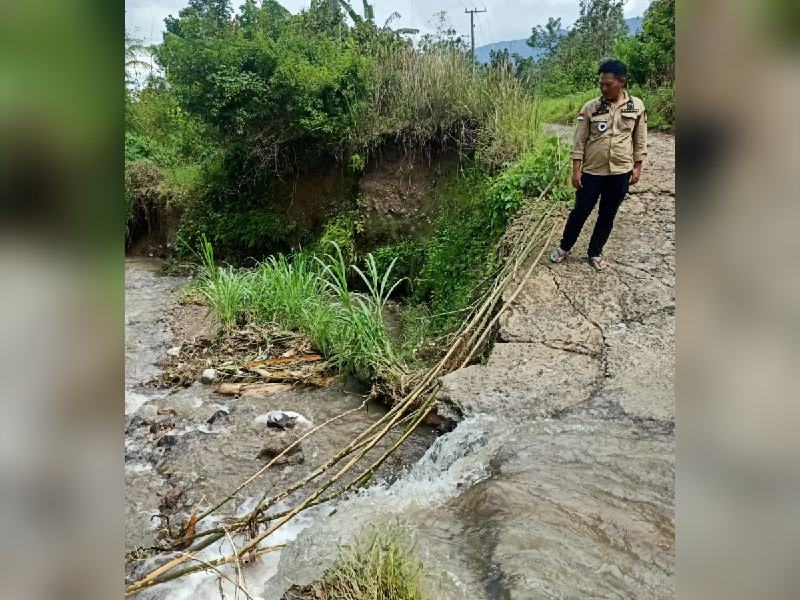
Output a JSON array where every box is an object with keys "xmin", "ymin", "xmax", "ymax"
[
  {"xmin": 549, "ymin": 246, "xmax": 568, "ymax": 263},
  {"xmin": 589, "ymin": 256, "xmax": 608, "ymax": 271}
]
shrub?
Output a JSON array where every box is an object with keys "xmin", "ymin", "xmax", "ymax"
[{"xmin": 125, "ymin": 159, "xmax": 165, "ymax": 238}]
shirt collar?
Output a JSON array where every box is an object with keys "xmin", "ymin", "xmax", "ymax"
[{"xmin": 600, "ymin": 90, "xmax": 630, "ymax": 106}]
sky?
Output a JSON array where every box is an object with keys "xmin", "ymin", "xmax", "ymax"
[{"xmin": 126, "ymin": 0, "xmax": 651, "ymax": 46}]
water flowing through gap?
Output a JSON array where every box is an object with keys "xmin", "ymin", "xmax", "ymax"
[{"xmin": 125, "ymin": 239, "xmax": 674, "ymax": 599}]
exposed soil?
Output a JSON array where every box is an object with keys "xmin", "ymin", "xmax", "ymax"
[{"xmin": 357, "ymin": 147, "xmax": 459, "ymax": 245}]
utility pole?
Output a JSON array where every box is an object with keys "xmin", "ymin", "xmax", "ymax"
[{"xmin": 465, "ymin": 7, "xmax": 487, "ymax": 63}]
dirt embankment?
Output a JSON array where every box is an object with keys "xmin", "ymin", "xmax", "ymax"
[
  {"xmin": 126, "ymin": 146, "xmax": 459, "ymax": 258},
  {"xmin": 437, "ymin": 128, "xmax": 675, "ymax": 424}
]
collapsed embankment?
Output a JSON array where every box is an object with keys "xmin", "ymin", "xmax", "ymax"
[{"xmin": 125, "ymin": 142, "xmax": 459, "ymax": 261}]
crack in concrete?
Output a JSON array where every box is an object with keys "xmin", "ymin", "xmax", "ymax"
[
  {"xmin": 549, "ymin": 268, "xmax": 611, "ymax": 387},
  {"xmin": 540, "ymin": 340, "xmax": 601, "ymax": 358},
  {"xmin": 620, "ymin": 304, "xmax": 675, "ymax": 327}
]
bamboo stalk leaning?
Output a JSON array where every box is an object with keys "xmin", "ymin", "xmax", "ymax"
[{"xmin": 125, "ymin": 171, "xmax": 564, "ymax": 597}]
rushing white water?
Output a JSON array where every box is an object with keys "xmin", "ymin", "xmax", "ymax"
[{"xmin": 262, "ymin": 410, "xmax": 674, "ymax": 599}]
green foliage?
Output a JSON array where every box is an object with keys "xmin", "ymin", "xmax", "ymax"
[
  {"xmin": 615, "ymin": 0, "xmax": 675, "ymax": 86},
  {"xmin": 525, "ymin": 0, "xmax": 627, "ymax": 96},
  {"xmin": 487, "ymin": 136, "xmax": 571, "ymax": 227},
  {"xmin": 371, "ymin": 240, "xmax": 425, "ymax": 295},
  {"xmin": 196, "ymin": 235, "xmax": 250, "ymax": 328},
  {"xmin": 414, "ymin": 167, "xmax": 493, "ymax": 329},
  {"xmin": 125, "ymin": 159, "xmax": 165, "ymax": 238},
  {"xmin": 195, "ymin": 238, "xmax": 405, "ymax": 382},
  {"xmin": 628, "ymin": 83, "xmax": 674, "ymax": 130},
  {"xmin": 536, "ymin": 89, "xmax": 600, "ymax": 124},
  {"xmin": 396, "ymin": 304, "xmax": 433, "ymax": 365},
  {"xmin": 415, "ymin": 138, "xmax": 570, "ymax": 330},
  {"xmin": 314, "ymin": 211, "xmax": 361, "ymax": 264},
  {"xmin": 348, "ymin": 152, "xmax": 366, "ymax": 172},
  {"xmin": 316, "ymin": 243, "xmax": 405, "ymax": 380},
  {"xmin": 124, "ymin": 132, "xmax": 155, "ymax": 161},
  {"xmin": 296, "ymin": 526, "xmax": 428, "ymax": 600}
]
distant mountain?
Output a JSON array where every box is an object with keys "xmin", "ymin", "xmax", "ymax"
[{"xmin": 475, "ymin": 17, "xmax": 643, "ymax": 64}]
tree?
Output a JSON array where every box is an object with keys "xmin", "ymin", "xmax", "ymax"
[
  {"xmin": 489, "ymin": 48, "xmax": 512, "ymax": 74},
  {"xmin": 526, "ymin": 17, "xmax": 562, "ymax": 60},
  {"xmin": 418, "ymin": 11, "xmax": 467, "ymax": 53},
  {"xmin": 615, "ymin": 0, "xmax": 674, "ymax": 86},
  {"xmin": 573, "ymin": 0, "xmax": 627, "ymax": 60},
  {"xmin": 125, "ymin": 30, "xmax": 153, "ymax": 89}
]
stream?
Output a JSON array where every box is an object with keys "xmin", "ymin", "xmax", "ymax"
[{"xmin": 125, "ymin": 257, "xmax": 674, "ymax": 599}]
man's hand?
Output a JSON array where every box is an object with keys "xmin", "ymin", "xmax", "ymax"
[
  {"xmin": 630, "ymin": 163, "xmax": 642, "ymax": 185},
  {"xmin": 572, "ymin": 160, "xmax": 583, "ymax": 190}
]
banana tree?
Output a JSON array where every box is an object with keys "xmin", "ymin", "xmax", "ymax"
[
  {"xmin": 335, "ymin": 0, "xmax": 373, "ymax": 23},
  {"xmin": 336, "ymin": 2, "xmax": 418, "ymax": 36}
]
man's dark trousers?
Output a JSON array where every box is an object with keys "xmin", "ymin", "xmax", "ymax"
[{"xmin": 559, "ymin": 171, "xmax": 631, "ymax": 258}]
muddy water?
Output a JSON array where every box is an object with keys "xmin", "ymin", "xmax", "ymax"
[
  {"xmin": 124, "ymin": 258, "xmax": 435, "ymax": 596},
  {"xmin": 126, "ymin": 258, "xmax": 674, "ymax": 599},
  {"xmin": 269, "ymin": 409, "xmax": 674, "ymax": 599}
]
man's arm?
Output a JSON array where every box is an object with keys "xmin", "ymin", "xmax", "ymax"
[
  {"xmin": 571, "ymin": 103, "xmax": 591, "ymax": 189},
  {"xmin": 631, "ymin": 108, "xmax": 648, "ymax": 184}
]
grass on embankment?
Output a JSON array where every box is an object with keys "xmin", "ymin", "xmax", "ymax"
[
  {"xmin": 537, "ymin": 84, "xmax": 675, "ymax": 131},
  {"xmin": 194, "ymin": 134, "xmax": 573, "ymax": 388},
  {"xmin": 285, "ymin": 527, "xmax": 429, "ymax": 600},
  {"xmin": 196, "ymin": 237, "xmax": 406, "ymax": 385}
]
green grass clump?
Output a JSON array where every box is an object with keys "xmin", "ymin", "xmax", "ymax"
[
  {"xmin": 196, "ymin": 237, "xmax": 405, "ymax": 383},
  {"xmin": 195, "ymin": 235, "xmax": 250, "ymax": 328},
  {"xmin": 289, "ymin": 527, "xmax": 429, "ymax": 600}
]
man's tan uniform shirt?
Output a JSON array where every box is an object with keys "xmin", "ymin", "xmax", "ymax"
[{"xmin": 572, "ymin": 91, "xmax": 647, "ymax": 176}]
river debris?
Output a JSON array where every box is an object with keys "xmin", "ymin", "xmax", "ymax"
[
  {"xmin": 149, "ymin": 321, "xmax": 335, "ymax": 390},
  {"xmin": 215, "ymin": 382, "xmax": 294, "ymax": 397},
  {"xmin": 255, "ymin": 410, "xmax": 312, "ymax": 430}
]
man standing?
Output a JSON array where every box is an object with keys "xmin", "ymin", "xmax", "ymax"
[{"xmin": 550, "ymin": 59, "xmax": 647, "ymax": 271}]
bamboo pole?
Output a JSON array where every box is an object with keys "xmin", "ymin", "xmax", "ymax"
[{"xmin": 126, "ymin": 171, "xmax": 564, "ymax": 596}]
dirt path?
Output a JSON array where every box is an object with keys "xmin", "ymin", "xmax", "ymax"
[{"xmin": 439, "ymin": 128, "xmax": 675, "ymax": 423}]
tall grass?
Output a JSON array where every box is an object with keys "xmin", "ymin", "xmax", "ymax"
[
  {"xmin": 197, "ymin": 235, "xmax": 249, "ymax": 328},
  {"xmin": 317, "ymin": 244, "xmax": 406, "ymax": 382},
  {"xmin": 352, "ymin": 47, "xmax": 544, "ymax": 166},
  {"xmin": 195, "ymin": 239, "xmax": 406, "ymax": 383}
]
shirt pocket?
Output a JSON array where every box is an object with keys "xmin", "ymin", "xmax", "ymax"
[
  {"xmin": 589, "ymin": 113, "xmax": 611, "ymax": 137},
  {"xmin": 618, "ymin": 111, "xmax": 640, "ymax": 133}
]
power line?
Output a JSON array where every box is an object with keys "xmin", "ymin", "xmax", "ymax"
[
  {"xmin": 476, "ymin": 13, "xmax": 489, "ymax": 54},
  {"xmin": 480, "ymin": 1, "xmax": 495, "ymax": 45},
  {"xmin": 465, "ymin": 6, "xmax": 486, "ymax": 62}
]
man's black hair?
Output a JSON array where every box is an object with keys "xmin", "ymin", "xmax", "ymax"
[{"xmin": 598, "ymin": 59, "xmax": 627, "ymax": 80}]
